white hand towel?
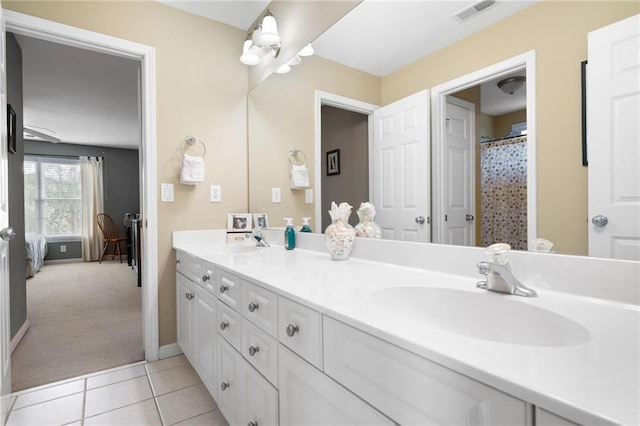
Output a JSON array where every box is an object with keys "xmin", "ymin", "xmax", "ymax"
[
  {"xmin": 180, "ymin": 154, "xmax": 205, "ymax": 185},
  {"xmin": 290, "ymin": 164, "xmax": 310, "ymax": 188}
]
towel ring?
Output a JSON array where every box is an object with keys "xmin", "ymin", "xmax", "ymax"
[
  {"xmin": 288, "ymin": 148, "xmax": 307, "ymax": 166},
  {"xmin": 180, "ymin": 135, "xmax": 207, "ymax": 158}
]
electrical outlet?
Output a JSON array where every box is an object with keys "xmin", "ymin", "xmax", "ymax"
[
  {"xmin": 161, "ymin": 183, "xmax": 174, "ymax": 202},
  {"xmin": 272, "ymin": 187, "xmax": 281, "ymax": 203},
  {"xmin": 305, "ymin": 189, "xmax": 313, "ymax": 204},
  {"xmin": 60, "ymin": 245, "xmax": 66, "ymax": 253},
  {"xmin": 210, "ymin": 185, "xmax": 222, "ymax": 202}
]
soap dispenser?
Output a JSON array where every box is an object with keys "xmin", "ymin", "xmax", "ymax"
[
  {"xmin": 300, "ymin": 217, "xmax": 312, "ymax": 233},
  {"xmin": 284, "ymin": 218, "xmax": 296, "ymax": 250}
]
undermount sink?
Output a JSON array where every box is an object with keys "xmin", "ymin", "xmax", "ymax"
[{"xmin": 371, "ymin": 286, "xmax": 590, "ymax": 347}]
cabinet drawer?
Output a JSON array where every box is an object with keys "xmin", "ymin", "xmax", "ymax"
[
  {"xmin": 241, "ymin": 281, "xmax": 278, "ymax": 337},
  {"xmin": 217, "ymin": 300, "xmax": 242, "ymax": 351},
  {"xmin": 217, "ymin": 269, "xmax": 241, "ymax": 309},
  {"xmin": 323, "ymin": 317, "xmax": 527, "ymax": 426},
  {"xmin": 176, "ymin": 251, "xmax": 203, "ymax": 284},
  {"xmin": 278, "ymin": 296, "xmax": 322, "ymax": 369},
  {"xmin": 242, "ymin": 319, "xmax": 279, "ymax": 386},
  {"xmin": 200, "ymin": 261, "xmax": 216, "ymax": 294}
]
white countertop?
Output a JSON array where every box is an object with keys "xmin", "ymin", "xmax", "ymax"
[{"xmin": 173, "ymin": 230, "xmax": 639, "ymax": 425}]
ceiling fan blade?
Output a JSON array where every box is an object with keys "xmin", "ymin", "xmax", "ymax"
[{"xmin": 23, "ymin": 126, "xmax": 62, "ymax": 143}]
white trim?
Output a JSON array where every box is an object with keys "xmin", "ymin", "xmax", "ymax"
[
  {"xmin": 5, "ymin": 10, "xmax": 159, "ymax": 362},
  {"xmin": 9, "ymin": 320, "xmax": 29, "ymax": 354},
  {"xmin": 313, "ymin": 91, "xmax": 379, "ymax": 232},
  {"xmin": 158, "ymin": 343, "xmax": 183, "ymax": 360},
  {"xmin": 431, "ymin": 50, "xmax": 537, "ymax": 246}
]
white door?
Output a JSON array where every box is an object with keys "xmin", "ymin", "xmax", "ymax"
[
  {"xmin": 588, "ymin": 14, "xmax": 640, "ymax": 260},
  {"xmin": 0, "ymin": 2, "xmax": 13, "ymax": 409},
  {"xmin": 372, "ymin": 89, "xmax": 430, "ymax": 242},
  {"xmin": 443, "ymin": 96, "xmax": 475, "ymax": 246}
]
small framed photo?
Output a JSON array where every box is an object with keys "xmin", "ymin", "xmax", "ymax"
[
  {"xmin": 7, "ymin": 104, "xmax": 16, "ymax": 154},
  {"xmin": 227, "ymin": 213, "xmax": 251, "ymax": 231},
  {"xmin": 253, "ymin": 213, "xmax": 268, "ymax": 229},
  {"xmin": 327, "ymin": 149, "xmax": 340, "ymax": 176}
]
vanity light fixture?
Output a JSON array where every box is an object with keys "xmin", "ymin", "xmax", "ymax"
[
  {"xmin": 239, "ymin": 9, "xmax": 281, "ymax": 66},
  {"xmin": 275, "ymin": 64, "xmax": 291, "ymax": 74},
  {"xmin": 298, "ymin": 44, "xmax": 314, "ymax": 57},
  {"xmin": 497, "ymin": 76, "xmax": 526, "ymax": 95}
]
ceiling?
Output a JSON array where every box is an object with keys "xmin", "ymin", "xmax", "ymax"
[{"xmin": 16, "ymin": 0, "xmax": 533, "ymax": 149}]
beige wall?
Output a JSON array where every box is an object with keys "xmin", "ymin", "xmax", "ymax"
[
  {"xmin": 381, "ymin": 1, "xmax": 639, "ymax": 255},
  {"xmin": 493, "ymin": 110, "xmax": 527, "ymax": 139},
  {"xmin": 5, "ymin": 1, "xmax": 249, "ymax": 346},
  {"xmin": 248, "ymin": 55, "xmax": 380, "ymax": 227}
]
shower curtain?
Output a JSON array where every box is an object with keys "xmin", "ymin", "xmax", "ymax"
[{"xmin": 480, "ymin": 135, "xmax": 527, "ymax": 250}]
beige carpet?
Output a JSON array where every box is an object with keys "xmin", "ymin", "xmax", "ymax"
[{"xmin": 11, "ymin": 260, "xmax": 144, "ymax": 392}]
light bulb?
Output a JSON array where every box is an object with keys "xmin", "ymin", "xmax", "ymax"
[
  {"xmin": 260, "ymin": 14, "xmax": 281, "ymax": 45},
  {"xmin": 298, "ymin": 44, "xmax": 314, "ymax": 57},
  {"xmin": 275, "ymin": 64, "xmax": 291, "ymax": 74}
]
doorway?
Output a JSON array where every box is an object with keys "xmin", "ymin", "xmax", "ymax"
[{"xmin": 2, "ymin": 10, "xmax": 159, "ymax": 393}]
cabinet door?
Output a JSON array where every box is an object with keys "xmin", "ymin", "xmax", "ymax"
[
  {"xmin": 193, "ymin": 285, "xmax": 217, "ymax": 399},
  {"xmin": 217, "ymin": 338, "xmax": 240, "ymax": 426},
  {"xmin": 239, "ymin": 358, "xmax": 279, "ymax": 426},
  {"xmin": 323, "ymin": 317, "xmax": 527, "ymax": 426},
  {"xmin": 176, "ymin": 273, "xmax": 194, "ymax": 361},
  {"xmin": 279, "ymin": 345, "xmax": 392, "ymax": 426}
]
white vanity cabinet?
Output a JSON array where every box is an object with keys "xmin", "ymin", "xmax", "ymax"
[
  {"xmin": 175, "ymin": 252, "xmax": 218, "ymax": 398},
  {"xmin": 323, "ymin": 317, "xmax": 528, "ymax": 426}
]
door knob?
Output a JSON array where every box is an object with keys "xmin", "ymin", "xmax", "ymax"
[
  {"xmin": 248, "ymin": 345, "xmax": 259, "ymax": 356},
  {"xmin": 220, "ymin": 382, "xmax": 229, "ymax": 391},
  {"xmin": 248, "ymin": 302, "xmax": 259, "ymax": 312},
  {"xmin": 415, "ymin": 216, "xmax": 425, "ymax": 225},
  {"xmin": 286, "ymin": 324, "xmax": 299, "ymax": 337},
  {"xmin": 0, "ymin": 227, "xmax": 15, "ymax": 241},
  {"xmin": 465, "ymin": 214, "xmax": 475, "ymax": 222},
  {"xmin": 592, "ymin": 215, "xmax": 608, "ymax": 227}
]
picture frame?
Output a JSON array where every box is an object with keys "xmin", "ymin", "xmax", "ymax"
[
  {"xmin": 581, "ymin": 60, "xmax": 588, "ymax": 166},
  {"xmin": 327, "ymin": 149, "xmax": 340, "ymax": 176},
  {"xmin": 227, "ymin": 213, "xmax": 252, "ymax": 232},
  {"xmin": 253, "ymin": 213, "xmax": 268, "ymax": 229},
  {"xmin": 7, "ymin": 104, "xmax": 16, "ymax": 154}
]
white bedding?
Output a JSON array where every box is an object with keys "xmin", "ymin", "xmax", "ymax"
[{"xmin": 25, "ymin": 232, "xmax": 47, "ymax": 278}]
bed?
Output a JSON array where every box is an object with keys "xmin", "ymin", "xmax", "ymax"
[{"xmin": 25, "ymin": 232, "xmax": 47, "ymax": 278}]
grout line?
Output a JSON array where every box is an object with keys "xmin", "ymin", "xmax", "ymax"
[{"xmin": 144, "ymin": 365, "xmax": 166, "ymax": 425}]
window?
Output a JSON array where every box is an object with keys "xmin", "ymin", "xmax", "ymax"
[{"xmin": 24, "ymin": 156, "xmax": 82, "ymax": 241}]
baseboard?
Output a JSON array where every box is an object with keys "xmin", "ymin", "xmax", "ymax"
[
  {"xmin": 44, "ymin": 258, "xmax": 83, "ymax": 265},
  {"xmin": 10, "ymin": 319, "xmax": 30, "ymax": 353},
  {"xmin": 158, "ymin": 343, "xmax": 183, "ymax": 359}
]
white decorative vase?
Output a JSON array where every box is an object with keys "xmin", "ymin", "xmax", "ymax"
[
  {"xmin": 325, "ymin": 202, "xmax": 355, "ymax": 261},
  {"xmin": 354, "ymin": 202, "xmax": 382, "ymax": 239}
]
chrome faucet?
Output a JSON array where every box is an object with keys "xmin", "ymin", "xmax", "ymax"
[
  {"xmin": 476, "ymin": 261, "xmax": 537, "ymax": 297},
  {"xmin": 252, "ymin": 227, "xmax": 270, "ymax": 247}
]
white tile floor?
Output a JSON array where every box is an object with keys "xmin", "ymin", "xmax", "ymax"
[{"xmin": 3, "ymin": 355, "xmax": 228, "ymax": 426}]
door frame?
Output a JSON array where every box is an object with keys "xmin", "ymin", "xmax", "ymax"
[
  {"xmin": 431, "ymin": 50, "xmax": 537, "ymax": 246},
  {"xmin": 5, "ymin": 10, "xmax": 159, "ymax": 361},
  {"xmin": 313, "ymin": 91, "xmax": 379, "ymax": 233}
]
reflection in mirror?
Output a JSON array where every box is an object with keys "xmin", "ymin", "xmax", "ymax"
[{"xmin": 248, "ymin": 1, "xmax": 639, "ymax": 256}]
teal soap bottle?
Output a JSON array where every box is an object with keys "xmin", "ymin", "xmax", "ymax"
[
  {"xmin": 300, "ymin": 217, "xmax": 312, "ymax": 233},
  {"xmin": 284, "ymin": 218, "xmax": 296, "ymax": 250}
]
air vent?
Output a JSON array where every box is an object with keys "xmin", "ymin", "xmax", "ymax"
[{"xmin": 452, "ymin": 0, "xmax": 497, "ymax": 22}]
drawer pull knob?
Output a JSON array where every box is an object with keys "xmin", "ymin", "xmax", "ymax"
[
  {"xmin": 220, "ymin": 382, "xmax": 229, "ymax": 391},
  {"xmin": 248, "ymin": 302, "xmax": 259, "ymax": 312},
  {"xmin": 248, "ymin": 422, "xmax": 258, "ymax": 426},
  {"xmin": 219, "ymin": 322, "xmax": 229, "ymax": 331},
  {"xmin": 248, "ymin": 346, "xmax": 259, "ymax": 356},
  {"xmin": 219, "ymin": 284, "xmax": 228, "ymax": 293},
  {"xmin": 286, "ymin": 324, "xmax": 299, "ymax": 337},
  {"xmin": 202, "ymin": 275, "xmax": 210, "ymax": 282}
]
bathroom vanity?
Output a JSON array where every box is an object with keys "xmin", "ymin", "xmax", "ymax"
[{"xmin": 173, "ymin": 229, "xmax": 639, "ymax": 426}]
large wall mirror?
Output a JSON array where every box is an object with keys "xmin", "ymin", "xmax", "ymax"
[{"xmin": 248, "ymin": 1, "xmax": 639, "ymax": 257}]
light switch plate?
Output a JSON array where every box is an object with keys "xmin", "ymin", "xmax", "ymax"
[
  {"xmin": 272, "ymin": 187, "xmax": 281, "ymax": 203},
  {"xmin": 305, "ymin": 189, "xmax": 313, "ymax": 204},
  {"xmin": 161, "ymin": 183, "xmax": 174, "ymax": 202},
  {"xmin": 210, "ymin": 185, "xmax": 222, "ymax": 202}
]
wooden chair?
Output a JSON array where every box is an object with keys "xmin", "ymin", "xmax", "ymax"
[{"xmin": 96, "ymin": 213, "xmax": 126, "ymax": 263}]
